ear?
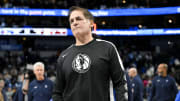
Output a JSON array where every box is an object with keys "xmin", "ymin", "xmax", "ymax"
[{"xmin": 90, "ymin": 20, "xmax": 94, "ymax": 28}]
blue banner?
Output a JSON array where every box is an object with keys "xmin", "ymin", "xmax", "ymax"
[
  {"xmin": 0, "ymin": 8, "xmax": 68, "ymax": 16},
  {"xmin": 0, "ymin": 6, "xmax": 180, "ymax": 16},
  {"xmin": 0, "ymin": 44, "xmax": 22, "ymax": 50},
  {"xmin": 1, "ymin": 28, "xmax": 180, "ymax": 36},
  {"xmin": 69, "ymin": 28, "xmax": 180, "ymax": 36}
]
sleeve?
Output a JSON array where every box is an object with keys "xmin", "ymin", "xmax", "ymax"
[
  {"xmin": 108, "ymin": 44, "xmax": 128, "ymax": 101},
  {"xmin": 49, "ymin": 80, "xmax": 54, "ymax": 99},
  {"xmin": 125, "ymin": 73, "xmax": 133, "ymax": 101},
  {"xmin": 148, "ymin": 79, "xmax": 155, "ymax": 101},
  {"xmin": 52, "ymin": 56, "xmax": 65, "ymax": 101},
  {"xmin": 133, "ymin": 80, "xmax": 140, "ymax": 101},
  {"xmin": 28, "ymin": 83, "xmax": 33, "ymax": 101},
  {"xmin": 139, "ymin": 81, "xmax": 144, "ymax": 101},
  {"xmin": 135, "ymin": 79, "xmax": 144, "ymax": 101},
  {"xmin": 171, "ymin": 77, "xmax": 178, "ymax": 99}
]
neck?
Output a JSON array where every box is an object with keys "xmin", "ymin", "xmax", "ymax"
[
  {"xmin": 36, "ymin": 76, "xmax": 44, "ymax": 81},
  {"xmin": 75, "ymin": 32, "xmax": 93, "ymax": 46},
  {"xmin": 133, "ymin": 74, "xmax": 137, "ymax": 78},
  {"xmin": 162, "ymin": 72, "xmax": 167, "ymax": 77}
]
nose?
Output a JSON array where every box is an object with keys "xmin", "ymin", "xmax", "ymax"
[{"xmin": 72, "ymin": 20, "xmax": 78, "ymax": 27}]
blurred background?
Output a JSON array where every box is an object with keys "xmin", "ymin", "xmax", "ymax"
[{"xmin": 0, "ymin": 0, "xmax": 180, "ymax": 101}]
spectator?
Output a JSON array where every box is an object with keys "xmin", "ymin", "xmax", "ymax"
[
  {"xmin": 28, "ymin": 62, "xmax": 53, "ymax": 101},
  {"xmin": 148, "ymin": 63, "xmax": 178, "ymax": 101},
  {"xmin": 128, "ymin": 67, "xmax": 144, "ymax": 101},
  {"xmin": 13, "ymin": 73, "xmax": 27, "ymax": 101},
  {"xmin": 125, "ymin": 72, "xmax": 133, "ymax": 101},
  {"xmin": 0, "ymin": 79, "xmax": 8, "ymax": 101}
]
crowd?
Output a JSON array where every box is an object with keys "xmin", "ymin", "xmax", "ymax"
[
  {"xmin": 0, "ymin": 0, "xmax": 180, "ymax": 9},
  {"xmin": 0, "ymin": 4, "xmax": 180, "ymax": 100},
  {"xmin": 0, "ymin": 43, "xmax": 180, "ymax": 100}
]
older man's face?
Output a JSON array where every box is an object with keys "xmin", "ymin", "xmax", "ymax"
[
  {"xmin": 69, "ymin": 10, "xmax": 92, "ymax": 38},
  {"xmin": 33, "ymin": 66, "xmax": 44, "ymax": 78}
]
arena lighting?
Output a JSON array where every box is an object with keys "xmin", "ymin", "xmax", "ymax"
[
  {"xmin": 92, "ymin": 29, "xmax": 180, "ymax": 36},
  {"xmin": 0, "ymin": 6, "xmax": 180, "ymax": 16},
  {"xmin": 122, "ymin": 0, "xmax": 126, "ymax": 4},
  {"xmin": 1, "ymin": 28, "xmax": 180, "ymax": 36},
  {"xmin": 168, "ymin": 19, "xmax": 173, "ymax": 23}
]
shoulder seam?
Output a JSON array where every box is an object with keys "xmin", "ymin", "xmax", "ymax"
[
  {"xmin": 61, "ymin": 44, "xmax": 73, "ymax": 55},
  {"xmin": 96, "ymin": 39, "xmax": 125, "ymax": 71}
]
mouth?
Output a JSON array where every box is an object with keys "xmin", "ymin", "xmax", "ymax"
[{"xmin": 73, "ymin": 27, "xmax": 80, "ymax": 31}]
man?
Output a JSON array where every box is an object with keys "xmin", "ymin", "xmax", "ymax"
[
  {"xmin": 125, "ymin": 72, "xmax": 133, "ymax": 101},
  {"xmin": 28, "ymin": 62, "xmax": 53, "ymax": 101},
  {"xmin": 148, "ymin": 63, "xmax": 178, "ymax": 101},
  {"xmin": 0, "ymin": 79, "xmax": 7, "ymax": 101},
  {"xmin": 13, "ymin": 73, "xmax": 30, "ymax": 101},
  {"xmin": 52, "ymin": 6, "xmax": 128, "ymax": 101},
  {"xmin": 175, "ymin": 88, "xmax": 180, "ymax": 101},
  {"xmin": 128, "ymin": 68, "xmax": 144, "ymax": 101}
]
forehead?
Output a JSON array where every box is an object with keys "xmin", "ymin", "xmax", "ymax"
[
  {"xmin": 34, "ymin": 65, "xmax": 44, "ymax": 70},
  {"xmin": 158, "ymin": 64, "xmax": 164, "ymax": 68},
  {"xmin": 69, "ymin": 10, "xmax": 85, "ymax": 19},
  {"xmin": 128, "ymin": 69, "xmax": 133, "ymax": 73}
]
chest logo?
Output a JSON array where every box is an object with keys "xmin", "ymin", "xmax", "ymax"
[
  {"xmin": 72, "ymin": 53, "xmax": 91, "ymax": 73},
  {"xmin": 45, "ymin": 85, "xmax": 48, "ymax": 88},
  {"xmin": 34, "ymin": 86, "xmax": 38, "ymax": 89}
]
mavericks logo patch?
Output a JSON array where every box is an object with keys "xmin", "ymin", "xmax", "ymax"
[{"xmin": 72, "ymin": 53, "xmax": 91, "ymax": 73}]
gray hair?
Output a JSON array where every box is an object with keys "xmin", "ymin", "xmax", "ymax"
[
  {"xmin": 33, "ymin": 62, "xmax": 45, "ymax": 70},
  {"xmin": 161, "ymin": 63, "xmax": 168, "ymax": 69}
]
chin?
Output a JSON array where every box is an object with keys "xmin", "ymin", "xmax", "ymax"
[{"xmin": 74, "ymin": 32, "xmax": 83, "ymax": 37}]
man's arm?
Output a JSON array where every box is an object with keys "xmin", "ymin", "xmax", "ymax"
[
  {"xmin": 28, "ymin": 84, "xmax": 33, "ymax": 101},
  {"xmin": 109, "ymin": 43, "xmax": 128, "ymax": 101},
  {"xmin": 52, "ymin": 57, "xmax": 65, "ymax": 101},
  {"xmin": 171, "ymin": 77, "xmax": 178, "ymax": 99}
]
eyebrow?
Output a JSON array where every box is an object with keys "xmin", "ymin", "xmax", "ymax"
[{"xmin": 70, "ymin": 16, "xmax": 82, "ymax": 22}]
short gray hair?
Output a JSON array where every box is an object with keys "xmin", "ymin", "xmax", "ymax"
[
  {"xmin": 33, "ymin": 62, "xmax": 45, "ymax": 70},
  {"xmin": 162, "ymin": 63, "xmax": 168, "ymax": 69}
]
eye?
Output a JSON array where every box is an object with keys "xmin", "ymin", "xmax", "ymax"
[
  {"xmin": 70, "ymin": 19, "xmax": 74, "ymax": 24},
  {"xmin": 76, "ymin": 17, "xmax": 82, "ymax": 21}
]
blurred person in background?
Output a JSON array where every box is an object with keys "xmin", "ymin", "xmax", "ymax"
[
  {"xmin": 52, "ymin": 6, "xmax": 128, "ymax": 101},
  {"xmin": 175, "ymin": 84, "xmax": 180, "ymax": 101},
  {"xmin": 128, "ymin": 67, "xmax": 144, "ymax": 101},
  {"xmin": 6, "ymin": 85, "xmax": 15, "ymax": 101},
  {"xmin": 125, "ymin": 72, "xmax": 133, "ymax": 101},
  {"xmin": 148, "ymin": 63, "xmax": 178, "ymax": 101},
  {"xmin": 13, "ymin": 73, "xmax": 29, "ymax": 101},
  {"xmin": 28, "ymin": 62, "xmax": 53, "ymax": 101},
  {"xmin": 175, "ymin": 75, "xmax": 180, "ymax": 101},
  {"xmin": 0, "ymin": 79, "xmax": 7, "ymax": 101}
]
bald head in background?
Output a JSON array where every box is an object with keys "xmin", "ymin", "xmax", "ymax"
[
  {"xmin": 157, "ymin": 63, "xmax": 168, "ymax": 77},
  {"xmin": 33, "ymin": 62, "xmax": 45, "ymax": 81},
  {"xmin": 128, "ymin": 68, "xmax": 138, "ymax": 79},
  {"xmin": 128, "ymin": 67, "xmax": 144, "ymax": 101}
]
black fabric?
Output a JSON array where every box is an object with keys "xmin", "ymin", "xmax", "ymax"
[{"xmin": 53, "ymin": 39, "xmax": 128, "ymax": 101}]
